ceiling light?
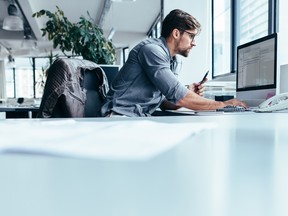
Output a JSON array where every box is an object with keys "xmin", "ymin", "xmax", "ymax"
[
  {"xmin": 2, "ymin": 3, "xmax": 24, "ymax": 31},
  {"xmin": 6, "ymin": 54, "xmax": 16, "ymax": 68}
]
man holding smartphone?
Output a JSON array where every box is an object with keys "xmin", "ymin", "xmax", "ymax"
[{"xmin": 101, "ymin": 9, "xmax": 247, "ymax": 117}]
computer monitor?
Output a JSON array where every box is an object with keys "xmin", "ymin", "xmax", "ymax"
[
  {"xmin": 236, "ymin": 33, "xmax": 277, "ymax": 107},
  {"xmin": 99, "ymin": 65, "xmax": 120, "ymax": 87}
]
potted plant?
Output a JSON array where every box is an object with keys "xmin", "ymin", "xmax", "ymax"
[{"xmin": 32, "ymin": 6, "xmax": 116, "ymax": 64}]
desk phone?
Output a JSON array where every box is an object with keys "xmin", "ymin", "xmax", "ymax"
[{"xmin": 256, "ymin": 92, "xmax": 288, "ymax": 112}]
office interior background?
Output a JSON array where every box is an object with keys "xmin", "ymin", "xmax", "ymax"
[{"xmin": 0, "ymin": 0, "xmax": 287, "ymax": 102}]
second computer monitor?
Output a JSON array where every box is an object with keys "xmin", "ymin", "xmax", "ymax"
[
  {"xmin": 236, "ymin": 33, "xmax": 277, "ymax": 107},
  {"xmin": 99, "ymin": 65, "xmax": 120, "ymax": 87}
]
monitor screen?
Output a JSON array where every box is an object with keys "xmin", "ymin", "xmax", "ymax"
[
  {"xmin": 99, "ymin": 65, "xmax": 120, "ymax": 87},
  {"xmin": 236, "ymin": 33, "xmax": 277, "ymax": 107}
]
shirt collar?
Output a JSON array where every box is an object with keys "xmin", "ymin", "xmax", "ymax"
[{"xmin": 159, "ymin": 36, "xmax": 174, "ymax": 62}]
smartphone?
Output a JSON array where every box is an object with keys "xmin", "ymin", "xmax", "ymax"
[{"xmin": 199, "ymin": 70, "xmax": 209, "ymax": 84}]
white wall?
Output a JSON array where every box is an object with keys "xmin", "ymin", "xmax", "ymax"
[{"xmin": 163, "ymin": 0, "xmax": 211, "ymax": 84}]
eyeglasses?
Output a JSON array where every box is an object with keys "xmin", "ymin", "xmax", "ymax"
[{"xmin": 178, "ymin": 28, "xmax": 196, "ymax": 41}]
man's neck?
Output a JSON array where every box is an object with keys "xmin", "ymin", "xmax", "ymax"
[{"xmin": 165, "ymin": 37, "xmax": 177, "ymax": 57}]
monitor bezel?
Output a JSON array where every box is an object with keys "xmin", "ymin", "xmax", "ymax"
[{"xmin": 236, "ymin": 33, "xmax": 277, "ymax": 92}]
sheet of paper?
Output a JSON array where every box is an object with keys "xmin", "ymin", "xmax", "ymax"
[
  {"xmin": 0, "ymin": 119, "xmax": 216, "ymax": 160},
  {"xmin": 165, "ymin": 107, "xmax": 196, "ymax": 115}
]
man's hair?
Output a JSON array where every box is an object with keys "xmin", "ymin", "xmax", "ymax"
[{"xmin": 161, "ymin": 9, "xmax": 201, "ymax": 38}]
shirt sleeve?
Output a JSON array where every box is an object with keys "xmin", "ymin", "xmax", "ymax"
[{"xmin": 137, "ymin": 43, "xmax": 188, "ymax": 104}]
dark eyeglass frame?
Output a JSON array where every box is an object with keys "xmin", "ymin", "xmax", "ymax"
[{"xmin": 178, "ymin": 28, "xmax": 196, "ymax": 41}]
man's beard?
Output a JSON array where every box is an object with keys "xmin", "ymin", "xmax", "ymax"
[
  {"xmin": 175, "ymin": 39, "xmax": 191, "ymax": 57},
  {"xmin": 178, "ymin": 48, "xmax": 190, "ymax": 57}
]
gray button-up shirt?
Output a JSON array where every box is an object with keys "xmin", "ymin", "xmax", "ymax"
[{"xmin": 101, "ymin": 37, "xmax": 189, "ymax": 117}]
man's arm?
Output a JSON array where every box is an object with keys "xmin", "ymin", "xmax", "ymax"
[
  {"xmin": 160, "ymin": 99, "xmax": 181, "ymax": 111},
  {"xmin": 176, "ymin": 90, "xmax": 247, "ymax": 110}
]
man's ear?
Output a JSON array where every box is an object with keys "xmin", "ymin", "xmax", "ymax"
[{"xmin": 172, "ymin": 28, "xmax": 181, "ymax": 39}]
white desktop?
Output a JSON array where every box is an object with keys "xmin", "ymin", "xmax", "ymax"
[{"xmin": 1, "ymin": 114, "xmax": 288, "ymax": 216}]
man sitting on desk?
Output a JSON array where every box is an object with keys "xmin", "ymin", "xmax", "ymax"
[{"xmin": 101, "ymin": 9, "xmax": 247, "ymax": 117}]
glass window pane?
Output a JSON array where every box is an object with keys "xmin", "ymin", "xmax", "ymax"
[
  {"xmin": 238, "ymin": 0, "xmax": 269, "ymax": 45},
  {"xmin": 156, "ymin": 21, "xmax": 161, "ymax": 38},
  {"xmin": 35, "ymin": 58, "xmax": 49, "ymax": 98},
  {"xmin": 15, "ymin": 70, "xmax": 33, "ymax": 98},
  {"xmin": 5, "ymin": 68, "xmax": 15, "ymax": 98},
  {"xmin": 213, "ymin": 0, "xmax": 271, "ymax": 77},
  {"xmin": 13, "ymin": 58, "xmax": 34, "ymax": 98},
  {"xmin": 5, "ymin": 58, "xmax": 33, "ymax": 98},
  {"xmin": 5, "ymin": 57, "xmax": 52, "ymax": 99},
  {"xmin": 213, "ymin": 0, "xmax": 231, "ymax": 76}
]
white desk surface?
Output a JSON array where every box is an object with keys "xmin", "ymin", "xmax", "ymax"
[{"xmin": 0, "ymin": 113, "xmax": 288, "ymax": 216}]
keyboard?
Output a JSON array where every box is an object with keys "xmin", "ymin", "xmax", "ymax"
[{"xmin": 216, "ymin": 105, "xmax": 246, "ymax": 112}]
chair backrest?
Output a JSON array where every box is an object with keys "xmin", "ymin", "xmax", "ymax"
[
  {"xmin": 37, "ymin": 58, "xmax": 109, "ymax": 118},
  {"xmin": 84, "ymin": 68, "xmax": 108, "ymax": 117}
]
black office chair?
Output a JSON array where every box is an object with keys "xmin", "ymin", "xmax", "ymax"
[{"xmin": 37, "ymin": 58, "xmax": 109, "ymax": 118}]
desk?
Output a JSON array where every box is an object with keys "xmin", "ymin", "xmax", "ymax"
[
  {"xmin": 0, "ymin": 106, "xmax": 39, "ymax": 118},
  {"xmin": 0, "ymin": 113, "xmax": 288, "ymax": 216}
]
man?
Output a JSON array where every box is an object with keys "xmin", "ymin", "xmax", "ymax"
[{"xmin": 101, "ymin": 9, "xmax": 247, "ymax": 117}]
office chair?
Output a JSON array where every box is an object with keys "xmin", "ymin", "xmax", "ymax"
[{"xmin": 37, "ymin": 58, "xmax": 109, "ymax": 118}]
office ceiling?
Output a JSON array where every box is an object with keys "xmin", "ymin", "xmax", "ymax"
[{"xmin": 0, "ymin": 0, "xmax": 161, "ymax": 58}]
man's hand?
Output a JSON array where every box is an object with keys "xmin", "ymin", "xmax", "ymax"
[
  {"xmin": 186, "ymin": 77, "xmax": 208, "ymax": 96},
  {"xmin": 223, "ymin": 99, "xmax": 248, "ymax": 108}
]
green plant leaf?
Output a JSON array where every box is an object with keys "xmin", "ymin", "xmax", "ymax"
[{"xmin": 33, "ymin": 6, "xmax": 116, "ymax": 64}]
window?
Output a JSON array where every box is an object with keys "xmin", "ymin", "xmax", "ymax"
[
  {"xmin": 212, "ymin": 0, "xmax": 277, "ymax": 78},
  {"xmin": 5, "ymin": 57, "xmax": 50, "ymax": 98},
  {"xmin": 237, "ymin": 0, "xmax": 270, "ymax": 45},
  {"xmin": 148, "ymin": 14, "xmax": 162, "ymax": 38},
  {"xmin": 212, "ymin": 0, "xmax": 231, "ymax": 77}
]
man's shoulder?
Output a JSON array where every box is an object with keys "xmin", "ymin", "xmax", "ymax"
[
  {"xmin": 137, "ymin": 37, "xmax": 168, "ymax": 54},
  {"xmin": 142, "ymin": 37, "xmax": 166, "ymax": 47}
]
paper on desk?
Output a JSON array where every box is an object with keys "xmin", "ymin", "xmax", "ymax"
[{"xmin": 0, "ymin": 119, "xmax": 216, "ymax": 160}]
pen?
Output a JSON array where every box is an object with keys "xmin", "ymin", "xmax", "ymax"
[
  {"xmin": 185, "ymin": 70, "xmax": 209, "ymax": 89},
  {"xmin": 199, "ymin": 70, "xmax": 209, "ymax": 85}
]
